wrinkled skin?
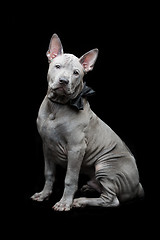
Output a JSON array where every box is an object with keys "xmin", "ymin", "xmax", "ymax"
[{"xmin": 31, "ymin": 34, "xmax": 144, "ymax": 211}]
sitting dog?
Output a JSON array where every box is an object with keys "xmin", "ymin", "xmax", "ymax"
[{"xmin": 31, "ymin": 33, "xmax": 144, "ymax": 211}]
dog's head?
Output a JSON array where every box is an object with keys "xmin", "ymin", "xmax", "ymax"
[{"xmin": 46, "ymin": 34, "xmax": 98, "ymax": 104}]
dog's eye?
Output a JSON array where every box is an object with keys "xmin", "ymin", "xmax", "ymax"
[
  {"xmin": 73, "ymin": 69, "xmax": 80, "ymax": 75},
  {"xmin": 55, "ymin": 64, "xmax": 61, "ymax": 69}
]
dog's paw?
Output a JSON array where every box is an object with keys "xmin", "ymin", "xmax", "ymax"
[
  {"xmin": 73, "ymin": 197, "xmax": 88, "ymax": 208},
  {"xmin": 31, "ymin": 191, "xmax": 51, "ymax": 202},
  {"xmin": 52, "ymin": 200, "xmax": 72, "ymax": 211}
]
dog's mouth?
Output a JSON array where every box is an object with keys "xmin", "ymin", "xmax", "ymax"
[
  {"xmin": 53, "ymin": 87, "xmax": 65, "ymax": 94},
  {"xmin": 47, "ymin": 86, "xmax": 73, "ymax": 104},
  {"xmin": 50, "ymin": 86, "xmax": 72, "ymax": 96},
  {"xmin": 47, "ymin": 81, "xmax": 85, "ymax": 105}
]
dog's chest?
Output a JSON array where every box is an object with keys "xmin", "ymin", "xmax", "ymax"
[
  {"xmin": 37, "ymin": 108, "xmax": 70, "ymax": 163},
  {"xmin": 38, "ymin": 111, "xmax": 66, "ymax": 142}
]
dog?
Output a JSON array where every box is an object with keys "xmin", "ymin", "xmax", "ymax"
[{"xmin": 31, "ymin": 33, "xmax": 144, "ymax": 211}]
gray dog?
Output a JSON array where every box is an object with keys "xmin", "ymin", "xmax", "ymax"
[{"xmin": 31, "ymin": 33, "xmax": 144, "ymax": 211}]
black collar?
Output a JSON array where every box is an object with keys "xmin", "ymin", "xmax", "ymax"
[
  {"xmin": 49, "ymin": 82, "xmax": 95, "ymax": 110},
  {"xmin": 69, "ymin": 82, "xmax": 95, "ymax": 110}
]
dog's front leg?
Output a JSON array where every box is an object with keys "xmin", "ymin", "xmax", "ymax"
[
  {"xmin": 53, "ymin": 146, "xmax": 85, "ymax": 211},
  {"xmin": 31, "ymin": 144, "xmax": 56, "ymax": 201}
]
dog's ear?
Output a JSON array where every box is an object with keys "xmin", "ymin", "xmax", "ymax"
[
  {"xmin": 46, "ymin": 34, "xmax": 63, "ymax": 62},
  {"xmin": 79, "ymin": 49, "xmax": 98, "ymax": 73}
]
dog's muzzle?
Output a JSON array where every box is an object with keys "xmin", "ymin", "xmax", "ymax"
[{"xmin": 47, "ymin": 80, "xmax": 72, "ymax": 100}]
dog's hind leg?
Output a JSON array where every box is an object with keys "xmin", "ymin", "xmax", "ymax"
[
  {"xmin": 81, "ymin": 178, "xmax": 102, "ymax": 193},
  {"xmin": 73, "ymin": 195, "xmax": 119, "ymax": 208},
  {"xmin": 73, "ymin": 178, "xmax": 119, "ymax": 208}
]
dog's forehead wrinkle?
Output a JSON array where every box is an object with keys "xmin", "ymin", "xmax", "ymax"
[
  {"xmin": 63, "ymin": 54, "xmax": 79, "ymax": 67},
  {"xmin": 49, "ymin": 54, "xmax": 83, "ymax": 73}
]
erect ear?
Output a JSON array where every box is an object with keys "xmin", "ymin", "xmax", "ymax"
[
  {"xmin": 46, "ymin": 33, "xmax": 63, "ymax": 62},
  {"xmin": 79, "ymin": 49, "xmax": 99, "ymax": 73}
]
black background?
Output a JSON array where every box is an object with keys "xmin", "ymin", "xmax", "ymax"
[{"xmin": 6, "ymin": 2, "xmax": 154, "ymax": 238}]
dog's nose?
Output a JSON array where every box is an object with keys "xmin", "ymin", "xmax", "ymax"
[{"xmin": 59, "ymin": 77, "xmax": 69, "ymax": 85}]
